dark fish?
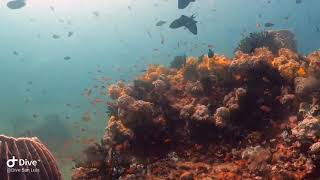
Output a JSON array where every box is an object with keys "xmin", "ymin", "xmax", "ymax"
[
  {"xmin": 64, "ymin": 56, "xmax": 71, "ymax": 60},
  {"xmin": 13, "ymin": 51, "xmax": 19, "ymax": 55},
  {"xmin": 160, "ymin": 33, "xmax": 165, "ymax": 44},
  {"xmin": 58, "ymin": 18, "xmax": 64, "ymax": 23},
  {"xmin": 52, "ymin": 34, "xmax": 60, "ymax": 39},
  {"xmin": 68, "ymin": 31, "xmax": 74, "ymax": 37},
  {"xmin": 264, "ymin": 22, "xmax": 274, "ymax": 27},
  {"xmin": 296, "ymin": 0, "xmax": 302, "ymax": 4},
  {"xmin": 146, "ymin": 30, "xmax": 152, "ymax": 38},
  {"xmin": 170, "ymin": 15, "xmax": 197, "ymax": 35},
  {"xmin": 32, "ymin": 113, "xmax": 38, "ymax": 119},
  {"xmin": 7, "ymin": 0, "xmax": 26, "ymax": 9},
  {"xmin": 93, "ymin": 11, "xmax": 100, "ymax": 17},
  {"xmin": 156, "ymin": 20, "xmax": 166, "ymax": 26},
  {"xmin": 208, "ymin": 49, "xmax": 214, "ymax": 58},
  {"xmin": 178, "ymin": 0, "xmax": 195, "ymax": 9},
  {"xmin": 316, "ymin": 26, "xmax": 320, "ymax": 32}
]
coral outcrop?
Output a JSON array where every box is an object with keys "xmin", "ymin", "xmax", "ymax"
[{"xmin": 72, "ymin": 47, "xmax": 320, "ymax": 180}]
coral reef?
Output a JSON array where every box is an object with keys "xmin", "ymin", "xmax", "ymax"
[
  {"xmin": 0, "ymin": 135, "xmax": 62, "ymax": 180},
  {"xmin": 72, "ymin": 47, "xmax": 320, "ymax": 180}
]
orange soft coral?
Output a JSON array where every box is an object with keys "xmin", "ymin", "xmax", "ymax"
[
  {"xmin": 108, "ymin": 81, "xmax": 130, "ymax": 100},
  {"xmin": 272, "ymin": 48, "xmax": 301, "ymax": 80},
  {"xmin": 141, "ymin": 64, "xmax": 170, "ymax": 82},
  {"xmin": 198, "ymin": 55, "xmax": 231, "ymax": 73}
]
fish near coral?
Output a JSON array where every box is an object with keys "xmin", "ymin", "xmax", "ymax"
[{"xmin": 208, "ymin": 49, "xmax": 214, "ymax": 58}]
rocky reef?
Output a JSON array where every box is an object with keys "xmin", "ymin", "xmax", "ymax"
[{"xmin": 72, "ymin": 47, "xmax": 320, "ymax": 179}]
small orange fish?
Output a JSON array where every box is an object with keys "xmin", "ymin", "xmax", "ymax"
[
  {"xmin": 92, "ymin": 98, "xmax": 103, "ymax": 104},
  {"xmin": 234, "ymin": 74, "xmax": 242, "ymax": 80},
  {"xmin": 80, "ymin": 138, "xmax": 96, "ymax": 145},
  {"xmin": 260, "ymin": 105, "xmax": 271, "ymax": 112}
]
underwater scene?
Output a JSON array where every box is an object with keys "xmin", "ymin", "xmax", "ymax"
[{"xmin": 1, "ymin": 0, "xmax": 320, "ymax": 179}]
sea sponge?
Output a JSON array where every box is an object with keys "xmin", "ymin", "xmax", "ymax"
[
  {"xmin": 142, "ymin": 65, "xmax": 170, "ymax": 82},
  {"xmin": 0, "ymin": 135, "xmax": 62, "ymax": 180},
  {"xmin": 252, "ymin": 47, "xmax": 274, "ymax": 62},
  {"xmin": 179, "ymin": 103, "xmax": 195, "ymax": 120},
  {"xmin": 214, "ymin": 107, "xmax": 231, "ymax": 128},
  {"xmin": 241, "ymin": 145, "xmax": 271, "ymax": 172},
  {"xmin": 306, "ymin": 51, "xmax": 320, "ymax": 77},
  {"xmin": 309, "ymin": 142, "xmax": 320, "ymax": 154},
  {"xmin": 108, "ymin": 84, "xmax": 123, "ymax": 100},
  {"xmin": 294, "ymin": 76, "xmax": 320, "ymax": 98},
  {"xmin": 223, "ymin": 88, "xmax": 247, "ymax": 113},
  {"xmin": 185, "ymin": 81, "xmax": 204, "ymax": 96},
  {"xmin": 230, "ymin": 49, "xmax": 273, "ymax": 79},
  {"xmin": 104, "ymin": 116, "xmax": 134, "ymax": 145},
  {"xmin": 117, "ymin": 94, "xmax": 135, "ymax": 109},
  {"xmin": 108, "ymin": 81, "xmax": 131, "ymax": 100},
  {"xmin": 197, "ymin": 55, "xmax": 231, "ymax": 81},
  {"xmin": 118, "ymin": 98, "xmax": 154, "ymax": 129},
  {"xmin": 152, "ymin": 79, "xmax": 168, "ymax": 93},
  {"xmin": 272, "ymin": 48, "xmax": 301, "ymax": 80},
  {"xmin": 190, "ymin": 104, "xmax": 212, "ymax": 124},
  {"xmin": 291, "ymin": 116, "xmax": 320, "ymax": 141},
  {"xmin": 182, "ymin": 57, "xmax": 199, "ymax": 81},
  {"xmin": 116, "ymin": 94, "xmax": 155, "ymax": 130}
]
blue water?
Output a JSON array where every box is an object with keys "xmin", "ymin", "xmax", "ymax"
[{"xmin": 0, "ymin": 0, "xmax": 320, "ymax": 178}]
